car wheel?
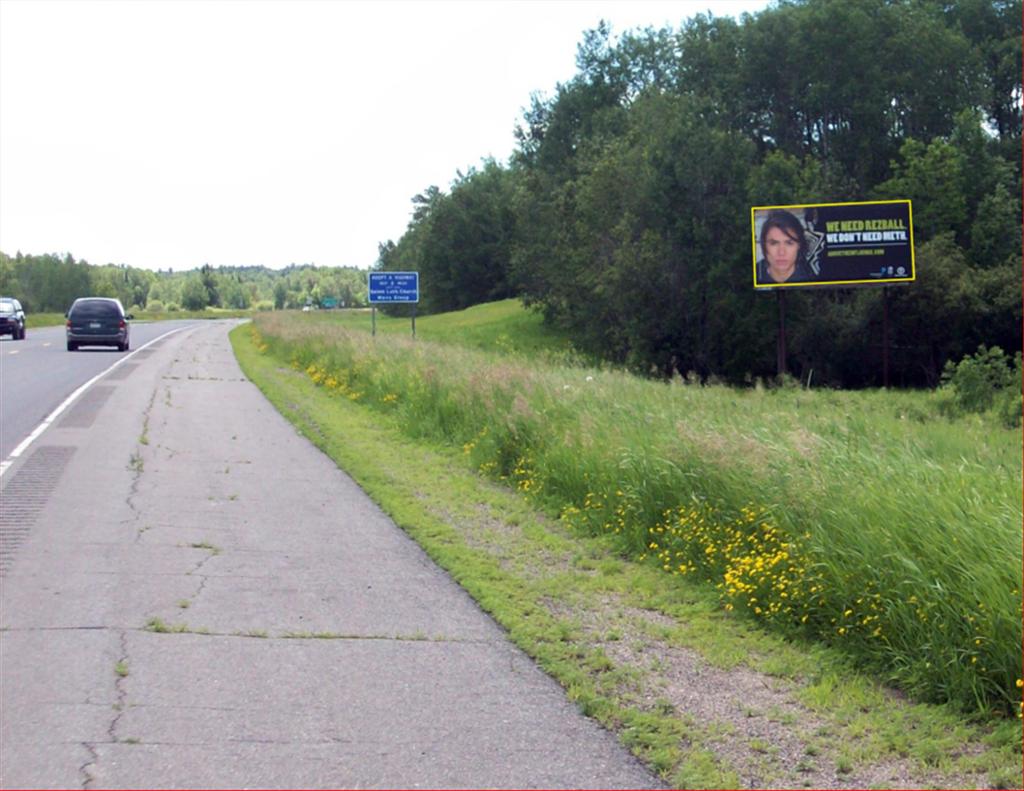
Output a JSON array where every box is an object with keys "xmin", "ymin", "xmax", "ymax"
[
  {"xmin": 18, "ymin": 326, "xmax": 25, "ymax": 340},
  {"xmin": 67, "ymin": 342, "xmax": 77, "ymax": 351}
]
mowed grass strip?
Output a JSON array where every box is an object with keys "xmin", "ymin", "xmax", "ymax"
[{"xmin": 231, "ymin": 322, "xmax": 1023, "ymax": 790}]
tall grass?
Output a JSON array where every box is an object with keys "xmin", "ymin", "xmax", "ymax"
[
  {"xmin": 301, "ymin": 299, "xmax": 581, "ymax": 359},
  {"xmin": 250, "ymin": 312, "xmax": 1023, "ymax": 717}
]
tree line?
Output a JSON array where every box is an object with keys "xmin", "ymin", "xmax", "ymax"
[
  {"xmin": 0, "ymin": 253, "xmax": 371, "ymax": 314},
  {"xmin": 376, "ymin": 0, "xmax": 1021, "ymax": 387}
]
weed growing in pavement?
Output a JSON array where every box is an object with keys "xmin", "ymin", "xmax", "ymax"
[
  {"xmin": 188, "ymin": 542, "xmax": 221, "ymax": 554},
  {"xmin": 144, "ymin": 617, "xmax": 189, "ymax": 634}
]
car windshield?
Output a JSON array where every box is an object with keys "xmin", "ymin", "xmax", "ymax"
[
  {"xmin": 71, "ymin": 301, "xmax": 120, "ymax": 319},
  {"xmin": 0, "ymin": 302, "xmax": 14, "ymax": 315}
]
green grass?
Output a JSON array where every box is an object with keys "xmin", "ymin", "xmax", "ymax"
[
  {"xmin": 245, "ymin": 303, "xmax": 1022, "ymax": 719},
  {"xmin": 25, "ymin": 312, "xmax": 65, "ymax": 328},
  {"xmin": 230, "ymin": 320, "xmax": 1023, "ymax": 788},
  {"xmin": 300, "ymin": 299, "xmax": 580, "ymax": 359},
  {"xmin": 133, "ymin": 307, "xmax": 253, "ymax": 321}
]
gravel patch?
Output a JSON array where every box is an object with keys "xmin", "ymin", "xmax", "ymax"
[{"xmin": 553, "ymin": 599, "xmax": 990, "ymax": 790}]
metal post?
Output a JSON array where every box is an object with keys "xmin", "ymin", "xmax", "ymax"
[
  {"xmin": 882, "ymin": 288, "xmax": 890, "ymax": 389},
  {"xmin": 372, "ymin": 306, "xmax": 376, "ymax": 337},
  {"xmin": 412, "ymin": 304, "xmax": 416, "ymax": 339},
  {"xmin": 777, "ymin": 289, "xmax": 787, "ymax": 379}
]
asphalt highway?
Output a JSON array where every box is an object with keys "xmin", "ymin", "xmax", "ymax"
[
  {"xmin": 0, "ymin": 320, "xmax": 199, "ymax": 465},
  {"xmin": 0, "ymin": 320, "xmax": 662, "ymax": 789}
]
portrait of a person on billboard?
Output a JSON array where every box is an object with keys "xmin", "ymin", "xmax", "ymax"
[
  {"xmin": 751, "ymin": 200, "xmax": 914, "ymax": 289},
  {"xmin": 755, "ymin": 209, "xmax": 815, "ymax": 284}
]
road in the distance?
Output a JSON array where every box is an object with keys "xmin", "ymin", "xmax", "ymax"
[{"xmin": 0, "ymin": 320, "xmax": 200, "ymax": 462}]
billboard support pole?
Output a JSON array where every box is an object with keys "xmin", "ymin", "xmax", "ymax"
[
  {"xmin": 776, "ymin": 289, "xmax": 787, "ymax": 379},
  {"xmin": 372, "ymin": 306, "xmax": 376, "ymax": 338},
  {"xmin": 882, "ymin": 288, "xmax": 890, "ymax": 388},
  {"xmin": 412, "ymin": 303, "xmax": 416, "ymax": 339}
]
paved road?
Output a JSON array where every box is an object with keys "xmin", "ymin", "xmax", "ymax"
[
  {"xmin": 0, "ymin": 321, "xmax": 200, "ymax": 463},
  {"xmin": 0, "ymin": 321, "xmax": 661, "ymax": 789}
]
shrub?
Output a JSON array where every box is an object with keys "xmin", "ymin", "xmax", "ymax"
[
  {"xmin": 939, "ymin": 346, "xmax": 1020, "ymax": 420},
  {"xmin": 995, "ymin": 386, "xmax": 1023, "ymax": 429},
  {"xmin": 146, "ymin": 300, "xmax": 165, "ymax": 313}
]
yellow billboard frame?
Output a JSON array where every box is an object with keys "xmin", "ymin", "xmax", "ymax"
[{"xmin": 750, "ymin": 199, "xmax": 915, "ymax": 289}]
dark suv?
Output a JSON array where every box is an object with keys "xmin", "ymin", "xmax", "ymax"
[
  {"xmin": 0, "ymin": 297, "xmax": 26, "ymax": 340},
  {"xmin": 66, "ymin": 298, "xmax": 133, "ymax": 351}
]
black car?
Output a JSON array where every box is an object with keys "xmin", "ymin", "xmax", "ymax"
[
  {"xmin": 66, "ymin": 298, "xmax": 133, "ymax": 351},
  {"xmin": 0, "ymin": 297, "xmax": 26, "ymax": 340}
]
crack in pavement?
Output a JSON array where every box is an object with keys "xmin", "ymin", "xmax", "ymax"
[
  {"xmin": 78, "ymin": 742, "xmax": 99, "ymax": 790},
  {"xmin": 129, "ymin": 387, "xmax": 158, "ymax": 540},
  {"xmin": 187, "ymin": 551, "xmax": 219, "ymax": 577},
  {"xmin": 0, "ymin": 624, "xmax": 500, "ymax": 643},
  {"xmin": 190, "ymin": 573, "xmax": 209, "ymax": 602},
  {"xmin": 137, "ymin": 626, "xmax": 495, "ymax": 643},
  {"xmin": 109, "ymin": 632, "xmax": 130, "ymax": 740}
]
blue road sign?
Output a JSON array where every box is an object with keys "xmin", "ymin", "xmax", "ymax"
[{"xmin": 368, "ymin": 271, "xmax": 419, "ymax": 303}]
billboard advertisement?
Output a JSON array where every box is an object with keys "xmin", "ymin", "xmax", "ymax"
[{"xmin": 751, "ymin": 200, "xmax": 914, "ymax": 289}]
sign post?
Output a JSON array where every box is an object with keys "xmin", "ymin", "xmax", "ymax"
[
  {"xmin": 367, "ymin": 271, "xmax": 420, "ymax": 338},
  {"xmin": 776, "ymin": 290, "xmax": 786, "ymax": 379},
  {"xmin": 882, "ymin": 287, "xmax": 890, "ymax": 388}
]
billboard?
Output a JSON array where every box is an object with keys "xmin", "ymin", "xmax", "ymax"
[
  {"xmin": 751, "ymin": 200, "xmax": 914, "ymax": 289},
  {"xmin": 368, "ymin": 271, "xmax": 419, "ymax": 303}
]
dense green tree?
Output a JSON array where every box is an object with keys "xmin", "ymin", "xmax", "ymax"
[
  {"xmin": 199, "ymin": 264, "xmax": 220, "ymax": 308},
  {"xmin": 2, "ymin": 252, "xmax": 92, "ymax": 312},
  {"xmin": 873, "ymin": 137, "xmax": 968, "ymax": 241},
  {"xmin": 180, "ymin": 276, "xmax": 209, "ymax": 311},
  {"xmin": 943, "ymin": 0, "xmax": 1022, "ymax": 141},
  {"xmin": 147, "ymin": 276, "xmax": 182, "ymax": 309},
  {"xmin": 970, "ymin": 183, "xmax": 1021, "ymax": 268},
  {"xmin": 220, "ymin": 277, "xmax": 251, "ymax": 309},
  {"xmin": 512, "ymin": 91, "xmax": 757, "ymax": 376}
]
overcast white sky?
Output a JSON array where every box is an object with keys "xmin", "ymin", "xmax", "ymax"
[{"xmin": 1, "ymin": 0, "xmax": 772, "ymax": 272}]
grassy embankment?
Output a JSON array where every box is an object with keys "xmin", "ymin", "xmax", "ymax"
[
  {"xmin": 232, "ymin": 299, "xmax": 1022, "ymax": 787},
  {"xmin": 304, "ymin": 300, "xmax": 580, "ymax": 358}
]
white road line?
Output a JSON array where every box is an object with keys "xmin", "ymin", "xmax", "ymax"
[{"xmin": 0, "ymin": 326, "xmax": 190, "ymax": 479}]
